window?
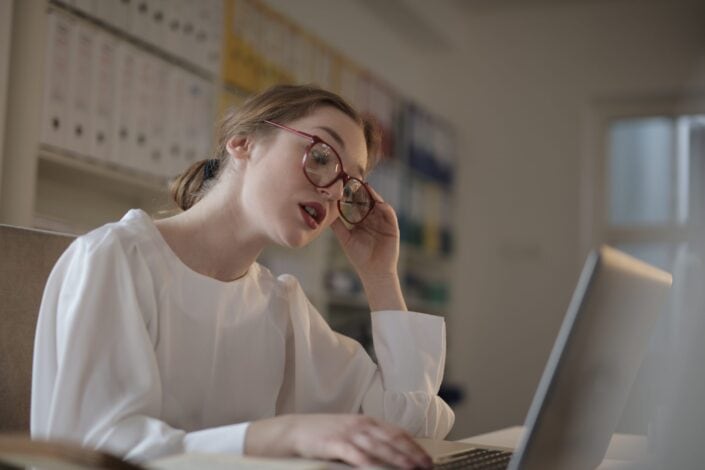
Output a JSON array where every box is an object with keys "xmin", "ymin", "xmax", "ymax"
[{"xmin": 606, "ymin": 114, "xmax": 705, "ymax": 271}]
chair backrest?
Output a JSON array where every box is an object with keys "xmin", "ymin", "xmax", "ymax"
[{"xmin": 0, "ymin": 224, "xmax": 74, "ymax": 433}]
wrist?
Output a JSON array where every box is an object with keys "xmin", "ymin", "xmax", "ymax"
[
  {"xmin": 244, "ymin": 415, "xmax": 297, "ymax": 457},
  {"xmin": 359, "ymin": 271, "xmax": 399, "ymax": 288},
  {"xmin": 362, "ymin": 275, "xmax": 407, "ymax": 312}
]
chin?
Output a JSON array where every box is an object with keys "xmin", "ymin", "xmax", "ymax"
[{"xmin": 278, "ymin": 230, "xmax": 317, "ymax": 249}]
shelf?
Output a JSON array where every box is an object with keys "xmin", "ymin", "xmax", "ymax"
[
  {"xmin": 38, "ymin": 145, "xmax": 170, "ymax": 199},
  {"xmin": 35, "ymin": 146, "xmax": 174, "ymax": 232}
]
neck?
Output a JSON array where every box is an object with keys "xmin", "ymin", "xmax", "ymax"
[{"xmin": 155, "ymin": 191, "xmax": 266, "ymax": 283}]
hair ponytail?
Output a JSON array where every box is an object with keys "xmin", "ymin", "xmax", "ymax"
[{"xmin": 169, "ymin": 158, "xmax": 221, "ymax": 211}]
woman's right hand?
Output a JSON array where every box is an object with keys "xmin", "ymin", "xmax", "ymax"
[{"xmin": 244, "ymin": 414, "xmax": 432, "ymax": 469}]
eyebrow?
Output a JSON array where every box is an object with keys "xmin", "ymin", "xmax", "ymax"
[
  {"xmin": 316, "ymin": 126, "xmax": 345, "ymax": 149},
  {"xmin": 315, "ymin": 126, "xmax": 365, "ymax": 178}
]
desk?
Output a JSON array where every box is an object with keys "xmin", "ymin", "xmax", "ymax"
[
  {"xmin": 459, "ymin": 426, "xmax": 647, "ymax": 469},
  {"xmin": 149, "ymin": 427, "xmax": 648, "ymax": 469},
  {"xmin": 0, "ymin": 430, "xmax": 648, "ymax": 469}
]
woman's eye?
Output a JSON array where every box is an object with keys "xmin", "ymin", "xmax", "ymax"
[{"xmin": 311, "ymin": 150, "xmax": 330, "ymax": 165}]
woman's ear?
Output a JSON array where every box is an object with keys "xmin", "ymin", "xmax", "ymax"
[{"xmin": 226, "ymin": 136, "xmax": 252, "ymax": 161}]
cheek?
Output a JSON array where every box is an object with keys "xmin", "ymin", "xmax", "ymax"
[{"xmin": 324, "ymin": 203, "xmax": 341, "ymax": 227}]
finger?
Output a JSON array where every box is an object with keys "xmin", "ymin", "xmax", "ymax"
[
  {"xmin": 364, "ymin": 204, "xmax": 399, "ymax": 236},
  {"xmin": 375, "ymin": 202, "xmax": 398, "ymax": 226},
  {"xmin": 366, "ymin": 185, "xmax": 386, "ymax": 203},
  {"xmin": 367, "ymin": 425, "xmax": 432, "ymax": 469},
  {"xmin": 365, "ymin": 190, "xmax": 398, "ymax": 225},
  {"xmin": 330, "ymin": 218, "xmax": 351, "ymax": 241},
  {"xmin": 325, "ymin": 440, "xmax": 376, "ymax": 468},
  {"xmin": 350, "ymin": 431, "xmax": 418, "ymax": 470}
]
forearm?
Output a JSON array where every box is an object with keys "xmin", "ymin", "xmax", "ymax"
[{"xmin": 362, "ymin": 274, "xmax": 407, "ymax": 312}]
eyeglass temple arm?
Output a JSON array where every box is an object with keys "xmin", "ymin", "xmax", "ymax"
[{"xmin": 263, "ymin": 120, "xmax": 315, "ymax": 142}]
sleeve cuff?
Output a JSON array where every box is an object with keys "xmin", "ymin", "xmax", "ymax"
[
  {"xmin": 371, "ymin": 310, "xmax": 446, "ymax": 393},
  {"xmin": 183, "ymin": 422, "xmax": 251, "ymax": 455}
]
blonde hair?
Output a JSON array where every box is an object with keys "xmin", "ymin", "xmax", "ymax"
[{"xmin": 169, "ymin": 84, "xmax": 381, "ymax": 211}]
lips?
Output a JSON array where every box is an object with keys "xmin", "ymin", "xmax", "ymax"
[{"xmin": 299, "ymin": 202, "xmax": 326, "ymax": 229}]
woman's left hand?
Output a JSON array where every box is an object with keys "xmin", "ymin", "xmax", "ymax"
[{"xmin": 330, "ymin": 187, "xmax": 400, "ymax": 283}]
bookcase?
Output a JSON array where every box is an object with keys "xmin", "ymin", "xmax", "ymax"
[{"xmin": 1, "ymin": 0, "xmax": 456, "ymax": 357}]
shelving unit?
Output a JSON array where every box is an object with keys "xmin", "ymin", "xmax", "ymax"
[{"xmin": 0, "ymin": 0, "xmax": 221, "ymax": 233}]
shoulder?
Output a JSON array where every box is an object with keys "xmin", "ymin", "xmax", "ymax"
[
  {"xmin": 44, "ymin": 210, "xmax": 162, "ymax": 327},
  {"xmin": 55, "ymin": 209, "xmax": 159, "ymax": 280},
  {"xmin": 76, "ymin": 209, "xmax": 153, "ymax": 254}
]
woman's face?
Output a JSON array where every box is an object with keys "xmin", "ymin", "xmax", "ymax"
[{"xmin": 234, "ymin": 106, "xmax": 368, "ymax": 248}]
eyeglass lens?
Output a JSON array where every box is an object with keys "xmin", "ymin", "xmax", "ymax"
[
  {"xmin": 304, "ymin": 142, "xmax": 372, "ymax": 223},
  {"xmin": 303, "ymin": 142, "xmax": 340, "ymax": 185},
  {"xmin": 340, "ymin": 179, "xmax": 372, "ymax": 224}
]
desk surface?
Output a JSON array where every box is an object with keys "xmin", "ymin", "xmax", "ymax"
[
  {"xmin": 148, "ymin": 427, "xmax": 648, "ymax": 469},
  {"xmin": 459, "ymin": 426, "xmax": 647, "ymax": 469}
]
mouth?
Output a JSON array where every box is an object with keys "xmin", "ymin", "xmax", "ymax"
[{"xmin": 299, "ymin": 202, "xmax": 326, "ymax": 229}]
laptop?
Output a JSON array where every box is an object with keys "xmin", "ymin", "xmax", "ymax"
[{"xmin": 419, "ymin": 245, "xmax": 672, "ymax": 469}]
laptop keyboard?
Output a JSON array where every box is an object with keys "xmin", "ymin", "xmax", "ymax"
[{"xmin": 433, "ymin": 448, "xmax": 513, "ymax": 469}]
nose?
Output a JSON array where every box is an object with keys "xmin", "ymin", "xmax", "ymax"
[{"xmin": 316, "ymin": 178, "xmax": 345, "ymax": 201}]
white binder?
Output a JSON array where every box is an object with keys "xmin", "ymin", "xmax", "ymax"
[
  {"xmin": 147, "ymin": 57, "xmax": 169, "ymax": 177},
  {"xmin": 195, "ymin": 77, "xmax": 214, "ymax": 159},
  {"xmin": 177, "ymin": 73, "xmax": 214, "ymax": 171},
  {"xmin": 192, "ymin": 0, "xmax": 222, "ymax": 74},
  {"xmin": 165, "ymin": 66, "xmax": 187, "ymax": 177},
  {"xmin": 179, "ymin": 0, "xmax": 198, "ymax": 65},
  {"xmin": 90, "ymin": 30, "xmax": 117, "ymax": 162},
  {"xmin": 193, "ymin": 1, "xmax": 209, "ymax": 71},
  {"xmin": 132, "ymin": 48, "xmax": 155, "ymax": 173},
  {"xmin": 181, "ymin": 71, "xmax": 200, "ymax": 168},
  {"xmin": 66, "ymin": 20, "xmax": 95, "ymax": 157},
  {"xmin": 40, "ymin": 9, "xmax": 74, "ymax": 150},
  {"xmin": 112, "ymin": 41, "xmax": 137, "ymax": 169}
]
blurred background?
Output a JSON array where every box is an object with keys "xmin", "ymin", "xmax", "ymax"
[{"xmin": 1, "ymin": 0, "xmax": 704, "ymax": 445}]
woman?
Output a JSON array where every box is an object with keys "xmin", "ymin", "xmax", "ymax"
[{"xmin": 32, "ymin": 85, "xmax": 454, "ymax": 469}]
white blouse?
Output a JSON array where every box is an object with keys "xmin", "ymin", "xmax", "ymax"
[{"xmin": 31, "ymin": 209, "xmax": 454, "ymax": 461}]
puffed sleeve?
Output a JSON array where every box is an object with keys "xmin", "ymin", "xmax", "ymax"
[
  {"xmin": 31, "ymin": 235, "xmax": 250, "ymax": 461},
  {"xmin": 276, "ymin": 275, "xmax": 454, "ymax": 439}
]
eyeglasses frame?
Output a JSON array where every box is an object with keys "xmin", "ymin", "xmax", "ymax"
[{"xmin": 263, "ymin": 119, "xmax": 377, "ymax": 225}]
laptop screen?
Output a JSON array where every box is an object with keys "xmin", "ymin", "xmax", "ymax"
[{"xmin": 510, "ymin": 246, "xmax": 672, "ymax": 470}]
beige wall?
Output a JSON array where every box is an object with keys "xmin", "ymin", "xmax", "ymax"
[{"xmin": 449, "ymin": 0, "xmax": 705, "ymax": 438}]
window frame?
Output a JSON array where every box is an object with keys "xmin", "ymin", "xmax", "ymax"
[{"xmin": 581, "ymin": 93, "xmax": 705, "ymax": 259}]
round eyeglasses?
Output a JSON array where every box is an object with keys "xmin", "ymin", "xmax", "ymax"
[{"xmin": 264, "ymin": 120, "xmax": 376, "ymax": 225}]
